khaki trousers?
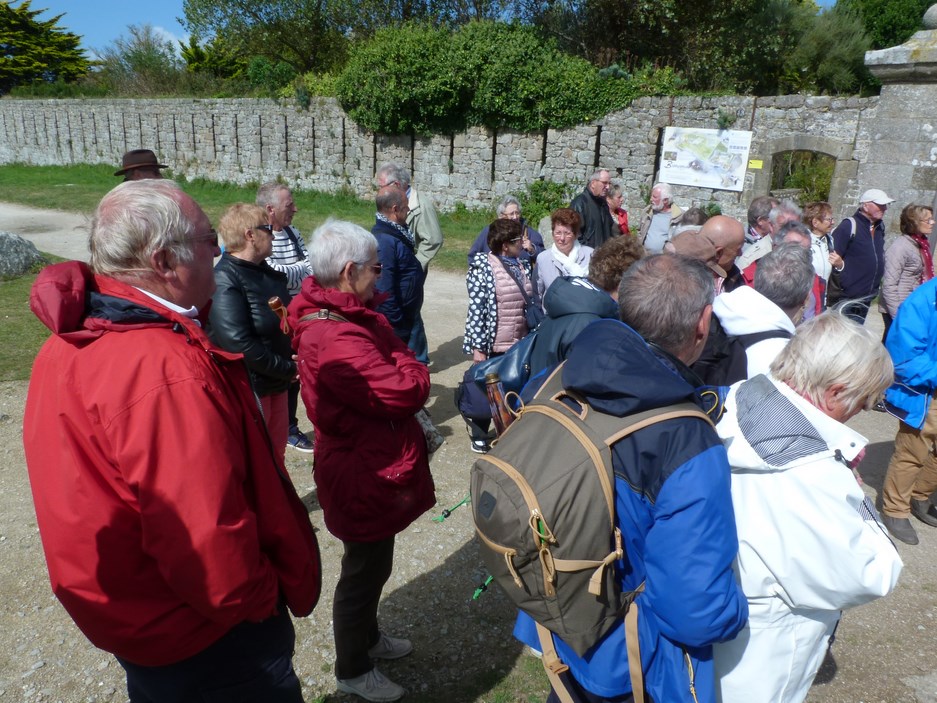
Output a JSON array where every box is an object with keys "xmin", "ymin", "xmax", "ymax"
[{"xmin": 883, "ymin": 398, "xmax": 937, "ymax": 517}]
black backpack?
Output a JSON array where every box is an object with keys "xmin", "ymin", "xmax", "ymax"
[{"xmin": 691, "ymin": 315, "xmax": 792, "ymax": 387}]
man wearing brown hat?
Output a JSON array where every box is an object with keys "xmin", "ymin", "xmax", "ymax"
[{"xmin": 114, "ymin": 149, "xmax": 168, "ymax": 182}]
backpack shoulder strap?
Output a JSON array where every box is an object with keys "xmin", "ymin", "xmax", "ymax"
[
  {"xmin": 299, "ymin": 309, "xmax": 349, "ymax": 323},
  {"xmin": 736, "ymin": 328, "xmax": 793, "ymax": 349}
]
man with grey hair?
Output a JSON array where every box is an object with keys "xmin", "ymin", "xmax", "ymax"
[
  {"xmin": 736, "ymin": 195, "xmax": 779, "ymax": 271},
  {"xmin": 372, "ymin": 185, "xmax": 424, "ymax": 344},
  {"xmin": 638, "ymin": 182, "xmax": 686, "ymax": 253},
  {"xmin": 467, "ymin": 194, "xmax": 545, "ymax": 262},
  {"xmin": 711, "ymin": 244, "xmax": 814, "ymax": 380},
  {"xmin": 23, "ymin": 180, "xmax": 321, "ymax": 701},
  {"xmin": 375, "ymin": 162, "xmax": 441, "ymax": 365},
  {"xmin": 569, "ymin": 168, "xmax": 616, "ymax": 249},
  {"xmin": 256, "ymin": 182, "xmax": 315, "ymax": 452},
  {"xmin": 513, "ymin": 252, "xmax": 747, "ymax": 702}
]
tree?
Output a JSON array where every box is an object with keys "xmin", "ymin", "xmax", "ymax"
[
  {"xmin": 181, "ymin": 0, "xmax": 348, "ymax": 74},
  {"xmin": 93, "ymin": 24, "xmax": 183, "ymax": 96},
  {"xmin": 0, "ymin": 0, "xmax": 90, "ymax": 94},
  {"xmin": 837, "ymin": 0, "xmax": 929, "ymax": 50},
  {"xmin": 179, "ymin": 35, "xmax": 247, "ymax": 79}
]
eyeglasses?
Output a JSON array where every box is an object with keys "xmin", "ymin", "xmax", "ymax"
[
  {"xmin": 359, "ymin": 262, "xmax": 383, "ymax": 274},
  {"xmin": 181, "ymin": 230, "xmax": 218, "ymax": 247},
  {"xmin": 255, "ymin": 224, "xmax": 273, "ymax": 234},
  {"xmin": 509, "ymin": 237, "xmax": 524, "ymax": 243},
  {"xmin": 823, "ymin": 217, "xmax": 835, "ymax": 223}
]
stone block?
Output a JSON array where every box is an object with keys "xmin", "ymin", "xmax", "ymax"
[{"xmin": 0, "ymin": 232, "xmax": 44, "ymax": 277}]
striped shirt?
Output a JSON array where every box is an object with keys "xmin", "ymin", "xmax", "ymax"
[{"xmin": 266, "ymin": 225, "xmax": 313, "ymax": 296}]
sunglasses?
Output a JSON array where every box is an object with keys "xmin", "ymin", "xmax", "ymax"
[
  {"xmin": 362, "ymin": 262, "xmax": 383, "ymax": 274},
  {"xmin": 255, "ymin": 224, "xmax": 274, "ymax": 234}
]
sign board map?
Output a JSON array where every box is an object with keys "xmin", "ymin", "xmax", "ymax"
[{"xmin": 659, "ymin": 127, "xmax": 753, "ymax": 192}]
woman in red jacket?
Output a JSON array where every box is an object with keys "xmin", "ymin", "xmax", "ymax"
[{"xmin": 288, "ymin": 219, "xmax": 435, "ymax": 703}]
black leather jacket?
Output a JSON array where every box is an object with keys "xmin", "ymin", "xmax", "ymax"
[{"xmin": 208, "ymin": 253, "xmax": 296, "ymax": 396}]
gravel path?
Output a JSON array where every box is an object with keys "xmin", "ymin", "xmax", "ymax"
[{"xmin": 2, "ymin": 202, "xmax": 937, "ymax": 703}]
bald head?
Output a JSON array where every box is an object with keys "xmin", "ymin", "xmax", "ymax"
[{"xmin": 700, "ymin": 215, "xmax": 745, "ymax": 271}]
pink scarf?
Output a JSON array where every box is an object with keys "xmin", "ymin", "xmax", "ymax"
[{"xmin": 910, "ymin": 233, "xmax": 934, "ymax": 283}]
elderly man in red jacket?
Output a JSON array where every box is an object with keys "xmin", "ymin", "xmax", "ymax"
[{"xmin": 23, "ymin": 180, "xmax": 321, "ymax": 702}]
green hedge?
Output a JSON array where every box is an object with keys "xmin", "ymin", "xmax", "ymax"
[{"xmin": 332, "ymin": 21, "xmax": 684, "ymax": 135}]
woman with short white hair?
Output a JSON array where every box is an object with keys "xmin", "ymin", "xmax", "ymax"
[
  {"xmin": 714, "ymin": 311, "xmax": 903, "ymax": 703},
  {"xmin": 288, "ymin": 219, "xmax": 435, "ymax": 702}
]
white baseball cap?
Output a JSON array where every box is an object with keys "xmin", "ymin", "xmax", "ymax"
[{"xmin": 859, "ymin": 188, "xmax": 895, "ymax": 205}]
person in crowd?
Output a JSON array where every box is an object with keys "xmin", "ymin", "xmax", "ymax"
[
  {"xmin": 114, "ymin": 148, "xmax": 167, "ymax": 181},
  {"xmin": 802, "ymin": 201, "xmax": 843, "ymax": 295},
  {"xmin": 570, "ymin": 168, "xmax": 615, "ymax": 249},
  {"xmin": 288, "ymin": 219, "xmax": 434, "ymax": 703},
  {"xmin": 23, "ymin": 180, "xmax": 321, "ymax": 701},
  {"xmin": 463, "ymin": 218, "xmax": 537, "ymax": 452},
  {"xmin": 467, "ymin": 195, "xmax": 545, "ymax": 263},
  {"xmin": 375, "ymin": 162, "xmax": 442, "ymax": 365},
  {"xmin": 209, "ymin": 203, "xmax": 297, "ymax": 470},
  {"xmin": 737, "ymin": 198, "xmax": 801, "ymax": 273},
  {"xmin": 712, "ymin": 244, "xmax": 814, "ymax": 379},
  {"xmin": 257, "ymin": 182, "xmax": 315, "ymax": 453},
  {"xmin": 529, "ymin": 235, "xmax": 645, "ymax": 374},
  {"xmin": 831, "ymin": 188, "xmax": 894, "ymax": 323},
  {"xmin": 638, "ymin": 182, "xmax": 686, "ymax": 253},
  {"xmin": 671, "ymin": 205, "xmax": 710, "ymax": 236},
  {"xmin": 699, "ymin": 215, "xmax": 746, "ymax": 294},
  {"xmin": 879, "ymin": 270, "xmax": 937, "ymax": 545},
  {"xmin": 536, "ymin": 208, "xmax": 593, "ymax": 300},
  {"xmin": 606, "ymin": 183, "xmax": 631, "ymax": 236},
  {"xmin": 736, "ymin": 195, "xmax": 779, "ymax": 270},
  {"xmin": 878, "ymin": 204, "xmax": 934, "ymax": 340},
  {"xmin": 372, "ymin": 186, "xmax": 425, "ymax": 345},
  {"xmin": 514, "ymin": 253, "xmax": 748, "ymax": 703},
  {"xmin": 714, "ymin": 312, "xmax": 902, "ymax": 703}
]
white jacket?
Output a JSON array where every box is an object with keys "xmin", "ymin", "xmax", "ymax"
[
  {"xmin": 714, "ymin": 375, "xmax": 903, "ymax": 703},
  {"xmin": 712, "ymin": 286, "xmax": 795, "ymax": 378}
]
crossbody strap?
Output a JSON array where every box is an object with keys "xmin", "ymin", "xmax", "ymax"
[{"xmin": 299, "ymin": 309, "xmax": 349, "ymax": 323}]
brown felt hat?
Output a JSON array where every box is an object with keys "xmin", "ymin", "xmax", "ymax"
[{"xmin": 114, "ymin": 149, "xmax": 168, "ymax": 176}]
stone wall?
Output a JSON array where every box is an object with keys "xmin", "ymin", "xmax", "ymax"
[{"xmin": 0, "ymin": 94, "xmax": 878, "ymax": 222}]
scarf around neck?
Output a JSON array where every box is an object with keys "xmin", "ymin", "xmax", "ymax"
[
  {"xmin": 551, "ymin": 241, "xmax": 588, "ymax": 277},
  {"xmin": 909, "ymin": 233, "xmax": 934, "ymax": 283}
]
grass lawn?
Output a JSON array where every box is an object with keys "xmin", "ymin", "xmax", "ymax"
[
  {"xmin": 0, "ymin": 163, "xmax": 498, "ymax": 380},
  {"xmin": 0, "ymin": 163, "xmax": 494, "ymax": 272}
]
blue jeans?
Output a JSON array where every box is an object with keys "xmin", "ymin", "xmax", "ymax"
[
  {"xmin": 840, "ymin": 295, "xmax": 874, "ymax": 324},
  {"xmin": 117, "ymin": 608, "xmax": 304, "ymax": 702},
  {"xmin": 408, "ymin": 314, "xmax": 430, "ymax": 364}
]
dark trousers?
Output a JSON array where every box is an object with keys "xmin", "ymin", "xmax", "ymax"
[
  {"xmin": 547, "ymin": 671, "xmax": 641, "ymax": 703},
  {"xmin": 408, "ymin": 313, "xmax": 430, "ymax": 364},
  {"xmin": 117, "ymin": 607, "xmax": 303, "ymax": 703},
  {"xmin": 882, "ymin": 311, "xmax": 893, "ymax": 344},
  {"xmin": 288, "ymin": 380, "xmax": 301, "ymax": 431},
  {"xmin": 840, "ymin": 295, "xmax": 874, "ymax": 324},
  {"xmin": 333, "ymin": 536, "xmax": 396, "ymax": 680}
]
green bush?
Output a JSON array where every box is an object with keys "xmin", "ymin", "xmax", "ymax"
[
  {"xmin": 515, "ymin": 178, "xmax": 577, "ymax": 227},
  {"xmin": 335, "ymin": 23, "xmax": 467, "ymax": 135}
]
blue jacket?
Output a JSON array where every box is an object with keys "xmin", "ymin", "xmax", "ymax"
[
  {"xmin": 372, "ymin": 218, "xmax": 425, "ymax": 340},
  {"xmin": 832, "ymin": 210, "xmax": 885, "ymax": 299},
  {"xmin": 884, "ymin": 277, "xmax": 937, "ymax": 429},
  {"xmin": 515, "ymin": 319, "xmax": 748, "ymax": 703},
  {"xmin": 529, "ymin": 276, "xmax": 617, "ymax": 376}
]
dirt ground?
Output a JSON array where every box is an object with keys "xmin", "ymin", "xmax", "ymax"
[{"xmin": 2, "ymin": 202, "xmax": 937, "ymax": 703}]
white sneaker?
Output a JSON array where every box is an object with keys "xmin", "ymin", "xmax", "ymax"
[
  {"xmin": 367, "ymin": 632, "xmax": 413, "ymax": 660},
  {"xmin": 337, "ymin": 667, "xmax": 405, "ymax": 702}
]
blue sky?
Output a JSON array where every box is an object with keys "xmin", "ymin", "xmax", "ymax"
[{"xmin": 33, "ymin": 0, "xmax": 187, "ymax": 55}]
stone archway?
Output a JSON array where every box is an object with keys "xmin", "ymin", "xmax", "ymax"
[{"xmin": 749, "ymin": 134, "xmax": 857, "ymax": 207}]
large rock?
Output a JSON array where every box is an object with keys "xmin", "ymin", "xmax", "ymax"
[{"xmin": 0, "ymin": 231, "xmax": 44, "ymax": 277}]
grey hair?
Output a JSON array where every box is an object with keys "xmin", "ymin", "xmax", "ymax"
[
  {"xmin": 653, "ymin": 182, "xmax": 673, "ymax": 202},
  {"xmin": 376, "ymin": 185, "xmax": 406, "ymax": 213},
  {"xmin": 754, "ymin": 244, "xmax": 815, "ymax": 315},
  {"xmin": 608, "ymin": 183, "xmax": 623, "ymax": 199},
  {"xmin": 255, "ymin": 182, "xmax": 290, "ymax": 208},
  {"xmin": 769, "ymin": 199, "xmax": 803, "ymax": 226},
  {"xmin": 589, "ymin": 168, "xmax": 609, "ymax": 183},
  {"xmin": 770, "ymin": 311, "xmax": 894, "ymax": 417},
  {"xmin": 772, "ymin": 221, "xmax": 813, "ymax": 246},
  {"xmin": 618, "ymin": 254, "xmax": 714, "ymax": 358},
  {"xmin": 308, "ymin": 218, "xmax": 378, "ymax": 288},
  {"xmin": 747, "ymin": 195, "xmax": 778, "ymax": 227},
  {"xmin": 496, "ymin": 195, "xmax": 522, "ymax": 217},
  {"xmin": 90, "ymin": 180, "xmax": 197, "ymax": 277},
  {"xmin": 376, "ymin": 162, "xmax": 411, "ymax": 188}
]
